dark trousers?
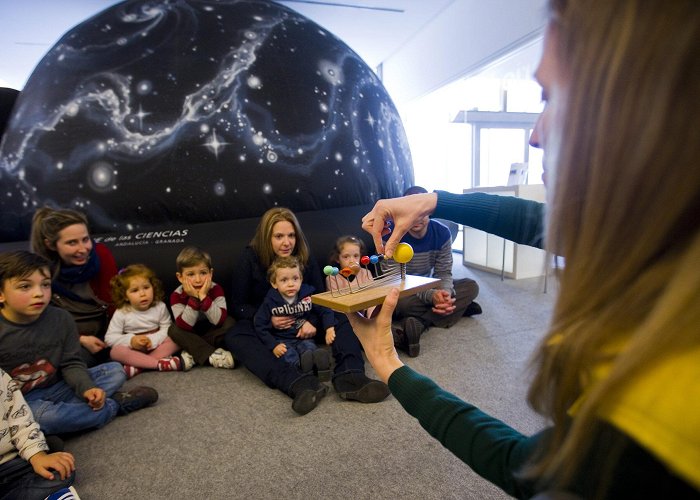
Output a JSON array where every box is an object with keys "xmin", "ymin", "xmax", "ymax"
[
  {"xmin": 223, "ymin": 314, "xmax": 366, "ymax": 398},
  {"xmin": 168, "ymin": 317, "xmax": 234, "ymax": 366},
  {"xmin": 394, "ymin": 277, "xmax": 479, "ymax": 328},
  {"xmin": 0, "ymin": 457, "xmax": 74, "ymax": 500},
  {"xmin": 224, "ymin": 319, "xmax": 308, "ymax": 397}
]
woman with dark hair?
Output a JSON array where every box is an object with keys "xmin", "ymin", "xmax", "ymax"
[
  {"xmin": 30, "ymin": 207, "xmax": 118, "ymax": 367},
  {"xmin": 224, "ymin": 207, "xmax": 390, "ymax": 415}
]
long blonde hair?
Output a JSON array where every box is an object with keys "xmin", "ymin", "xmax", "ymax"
[
  {"xmin": 526, "ymin": 0, "xmax": 700, "ymax": 489},
  {"xmin": 250, "ymin": 207, "xmax": 310, "ymax": 270}
]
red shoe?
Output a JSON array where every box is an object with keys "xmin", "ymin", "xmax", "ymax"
[
  {"xmin": 123, "ymin": 365, "xmax": 143, "ymax": 379},
  {"xmin": 157, "ymin": 357, "xmax": 182, "ymax": 372}
]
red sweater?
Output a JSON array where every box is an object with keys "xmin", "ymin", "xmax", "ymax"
[{"xmin": 91, "ymin": 243, "xmax": 118, "ymax": 315}]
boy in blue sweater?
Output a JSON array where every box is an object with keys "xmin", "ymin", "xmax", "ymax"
[{"xmin": 254, "ymin": 257, "xmax": 334, "ymax": 382}]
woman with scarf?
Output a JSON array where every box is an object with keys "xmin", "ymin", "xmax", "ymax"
[{"xmin": 30, "ymin": 208, "xmax": 118, "ymax": 367}]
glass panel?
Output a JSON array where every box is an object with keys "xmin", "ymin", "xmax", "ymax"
[{"xmin": 478, "ymin": 128, "xmax": 526, "ymax": 187}]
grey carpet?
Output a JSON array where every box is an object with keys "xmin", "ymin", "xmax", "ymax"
[{"xmin": 65, "ymin": 261, "xmax": 556, "ymax": 499}]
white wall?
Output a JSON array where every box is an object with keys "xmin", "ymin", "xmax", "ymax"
[{"xmin": 381, "ymin": 0, "xmax": 547, "ymax": 108}]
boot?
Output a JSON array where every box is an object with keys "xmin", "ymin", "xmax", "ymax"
[
  {"xmin": 290, "ymin": 375, "xmax": 328, "ymax": 415},
  {"xmin": 333, "ymin": 371, "xmax": 390, "ymax": 403}
]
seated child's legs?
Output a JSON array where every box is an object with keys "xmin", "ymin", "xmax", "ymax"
[
  {"xmin": 202, "ymin": 316, "xmax": 236, "ymax": 348},
  {"xmin": 0, "ymin": 458, "xmax": 75, "ymax": 499},
  {"xmin": 169, "ymin": 324, "xmax": 215, "ymax": 365},
  {"xmin": 24, "ymin": 387, "xmax": 119, "ymax": 435},
  {"xmin": 88, "ymin": 361, "xmax": 127, "ymax": 397},
  {"xmin": 110, "ymin": 342, "xmax": 180, "ymax": 371},
  {"xmin": 296, "ymin": 340, "xmax": 317, "ymax": 355},
  {"xmin": 280, "ymin": 344, "xmax": 300, "ymax": 367},
  {"xmin": 149, "ymin": 337, "xmax": 180, "ymax": 360},
  {"xmin": 110, "ymin": 345, "xmax": 159, "ymax": 369}
]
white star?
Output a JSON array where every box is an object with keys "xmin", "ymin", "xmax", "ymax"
[
  {"xmin": 366, "ymin": 112, "xmax": 375, "ymax": 128},
  {"xmin": 204, "ymin": 129, "xmax": 229, "ymax": 159},
  {"xmin": 135, "ymin": 105, "xmax": 151, "ymax": 130}
]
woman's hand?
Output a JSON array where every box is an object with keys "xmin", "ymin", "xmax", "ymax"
[
  {"xmin": 80, "ymin": 335, "xmax": 106, "ymax": 354},
  {"xmin": 29, "ymin": 451, "xmax": 75, "ymax": 480},
  {"xmin": 361, "ymin": 192, "xmax": 438, "ymax": 258},
  {"xmin": 271, "ymin": 315, "xmax": 294, "ymax": 330},
  {"xmin": 297, "ymin": 321, "xmax": 317, "ymax": 339},
  {"xmin": 346, "ymin": 288, "xmax": 404, "ymax": 383}
]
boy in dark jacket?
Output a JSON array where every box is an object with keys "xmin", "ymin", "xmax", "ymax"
[{"xmin": 254, "ymin": 257, "xmax": 334, "ymax": 382}]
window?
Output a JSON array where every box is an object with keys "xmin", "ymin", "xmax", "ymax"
[{"xmin": 402, "ymin": 36, "xmax": 544, "ymax": 191}]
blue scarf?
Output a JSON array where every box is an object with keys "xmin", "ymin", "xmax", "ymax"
[{"xmin": 52, "ymin": 243, "xmax": 101, "ymax": 302}]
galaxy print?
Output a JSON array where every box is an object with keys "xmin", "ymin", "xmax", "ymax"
[{"xmin": 0, "ymin": 0, "xmax": 413, "ymax": 241}]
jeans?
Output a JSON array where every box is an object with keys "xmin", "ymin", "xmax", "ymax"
[
  {"xmin": 24, "ymin": 362, "xmax": 126, "ymax": 435},
  {"xmin": 0, "ymin": 458, "xmax": 74, "ymax": 500},
  {"xmin": 279, "ymin": 339, "xmax": 317, "ymax": 367}
]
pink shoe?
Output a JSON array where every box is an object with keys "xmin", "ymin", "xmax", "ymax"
[
  {"xmin": 157, "ymin": 356, "xmax": 182, "ymax": 372},
  {"xmin": 123, "ymin": 365, "xmax": 143, "ymax": 379}
]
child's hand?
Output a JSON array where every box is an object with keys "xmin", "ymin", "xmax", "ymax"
[
  {"xmin": 83, "ymin": 387, "xmax": 106, "ymax": 410},
  {"xmin": 197, "ymin": 275, "xmax": 212, "ymax": 301},
  {"xmin": 273, "ymin": 343, "xmax": 287, "ymax": 358},
  {"xmin": 29, "ymin": 451, "xmax": 75, "ymax": 480},
  {"xmin": 325, "ymin": 327, "xmax": 336, "ymax": 345},
  {"xmin": 182, "ymin": 279, "xmax": 198, "ymax": 299},
  {"xmin": 297, "ymin": 321, "xmax": 317, "ymax": 339},
  {"xmin": 130, "ymin": 335, "xmax": 151, "ymax": 352}
]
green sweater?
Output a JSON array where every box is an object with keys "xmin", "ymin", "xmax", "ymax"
[
  {"xmin": 389, "ymin": 192, "xmax": 699, "ymax": 499},
  {"xmin": 389, "ymin": 366, "xmax": 542, "ymax": 498},
  {"xmin": 433, "ymin": 191, "xmax": 545, "ymax": 249}
]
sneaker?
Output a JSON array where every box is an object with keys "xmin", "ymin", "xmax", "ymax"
[
  {"xmin": 179, "ymin": 350, "xmax": 195, "ymax": 371},
  {"xmin": 123, "ymin": 364, "xmax": 143, "ymax": 379},
  {"xmin": 299, "ymin": 350, "xmax": 314, "ymax": 374},
  {"xmin": 313, "ymin": 349, "xmax": 331, "ymax": 382},
  {"xmin": 209, "ymin": 348, "xmax": 235, "ymax": 369},
  {"xmin": 463, "ymin": 301, "xmax": 483, "ymax": 317},
  {"xmin": 403, "ymin": 317, "xmax": 425, "ymax": 357},
  {"xmin": 112, "ymin": 386, "xmax": 159, "ymax": 415},
  {"xmin": 157, "ymin": 356, "xmax": 182, "ymax": 372},
  {"xmin": 45, "ymin": 486, "xmax": 82, "ymax": 499}
]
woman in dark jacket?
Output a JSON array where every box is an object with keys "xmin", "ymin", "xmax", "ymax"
[{"xmin": 224, "ymin": 207, "xmax": 389, "ymax": 415}]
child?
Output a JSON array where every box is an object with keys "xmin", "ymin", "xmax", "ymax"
[
  {"xmin": 327, "ymin": 235, "xmax": 376, "ymax": 318},
  {"xmin": 254, "ymin": 256, "xmax": 334, "ymax": 381},
  {"xmin": 0, "ymin": 251, "xmax": 158, "ymax": 437},
  {"xmin": 0, "ymin": 367, "xmax": 76, "ymax": 499},
  {"xmin": 168, "ymin": 247, "xmax": 235, "ymax": 369},
  {"xmin": 105, "ymin": 264, "xmax": 185, "ymax": 379}
]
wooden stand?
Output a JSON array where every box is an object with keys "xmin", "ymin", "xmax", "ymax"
[{"xmin": 311, "ymin": 275, "xmax": 440, "ymax": 313}]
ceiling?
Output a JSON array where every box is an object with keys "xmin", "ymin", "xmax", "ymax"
[{"xmin": 0, "ymin": 0, "xmax": 454, "ymax": 90}]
